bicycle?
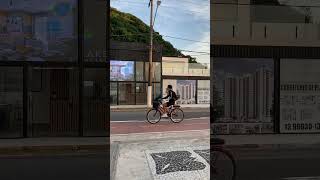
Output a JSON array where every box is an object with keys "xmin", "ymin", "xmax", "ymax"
[
  {"xmin": 211, "ymin": 138, "xmax": 237, "ymax": 180},
  {"xmin": 146, "ymin": 96, "xmax": 184, "ymax": 124}
]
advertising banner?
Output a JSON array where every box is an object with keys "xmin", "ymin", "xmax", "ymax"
[
  {"xmin": 280, "ymin": 83, "xmax": 320, "ymax": 133},
  {"xmin": 280, "ymin": 59, "xmax": 320, "ymax": 133}
]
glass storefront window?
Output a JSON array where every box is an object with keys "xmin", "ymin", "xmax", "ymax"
[
  {"xmin": 110, "ymin": 83, "xmax": 118, "ymax": 105},
  {"xmin": 83, "ymin": 68, "xmax": 107, "ymax": 136},
  {"xmin": 136, "ymin": 83, "xmax": 147, "ymax": 105},
  {"xmin": 153, "ymin": 62, "xmax": 161, "ymax": 82},
  {"xmin": 0, "ymin": 67, "xmax": 23, "ymax": 138},
  {"xmin": 145, "ymin": 62, "xmax": 161, "ymax": 83},
  {"xmin": 28, "ymin": 67, "xmax": 79, "ymax": 137},
  {"xmin": 118, "ymin": 82, "xmax": 135, "ymax": 105},
  {"xmin": 136, "ymin": 62, "xmax": 144, "ymax": 81},
  {"xmin": 153, "ymin": 83, "xmax": 161, "ymax": 100},
  {"xmin": 145, "ymin": 62, "xmax": 150, "ymax": 82}
]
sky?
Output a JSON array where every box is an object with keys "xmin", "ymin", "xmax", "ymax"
[{"xmin": 111, "ymin": 0, "xmax": 210, "ymax": 64}]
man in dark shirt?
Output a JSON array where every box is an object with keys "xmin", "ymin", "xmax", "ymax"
[{"xmin": 162, "ymin": 85, "xmax": 177, "ymax": 116}]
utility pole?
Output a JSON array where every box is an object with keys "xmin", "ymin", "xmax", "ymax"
[{"xmin": 147, "ymin": 0, "xmax": 154, "ymax": 108}]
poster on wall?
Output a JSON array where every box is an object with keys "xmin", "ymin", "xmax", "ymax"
[
  {"xmin": 212, "ymin": 58, "xmax": 274, "ymax": 134},
  {"xmin": 110, "ymin": 60, "xmax": 134, "ymax": 81},
  {"xmin": 162, "ymin": 79, "xmax": 196, "ymax": 104},
  {"xmin": 197, "ymin": 80, "xmax": 210, "ymax": 104},
  {"xmin": 0, "ymin": 0, "xmax": 77, "ymax": 61},
  {"xmin": 176, "ymin": 80, "xmax": 196, "ymax": 104},
  {"xmin": 280, "ymin": 59, "xmax": 320, "ymax": 133}
]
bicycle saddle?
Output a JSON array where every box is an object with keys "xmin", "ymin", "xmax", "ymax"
[{"xmin": 211, "ymin": 138, "xmax": 225, "ymax": 145}]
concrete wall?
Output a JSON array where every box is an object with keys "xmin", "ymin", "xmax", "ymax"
[{"xmin": 211, "ymin": 1, "xmax": 320, "ymax": 47}]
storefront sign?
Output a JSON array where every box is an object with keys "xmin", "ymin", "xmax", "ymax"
[
  {"xmin": 212, "ymin": 122, "xmax": 274, "ymax": 134},
  {"xmin": 280, "ymin": 82, "xmax": 320, "ymax": 133}
]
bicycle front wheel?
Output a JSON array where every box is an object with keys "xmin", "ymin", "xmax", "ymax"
[
  {"xmin": 170, "ymin": 108, "xmax": 184, "ymax": 123},
  {"xmin": 146, "ymin": 109, "xmax": 161, "ymax": 124},
  {"xmin": 211, "ymin": 147, "xmax": 236, "ymax": 180}
]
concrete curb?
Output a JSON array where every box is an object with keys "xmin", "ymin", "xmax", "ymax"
[
  {"xmin": 0, "ymin": 144, "xmax": 108, "ymax": 155},
  {"xmin": 224, "ymin": 143, "xmax": 320, "ymax": 150},
  {"xmin": 110, "ymin": 142, "xmax": 120, "ymax": 180}
]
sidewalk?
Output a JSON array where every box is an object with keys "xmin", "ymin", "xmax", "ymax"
[
  {"xmin": 111, "ymin": 130, "xmax": 210, "ymax": 180},
  {"xmin": 215, "ymin": 134, "xmax": 320, "ymax": 149},
  {"xmin": 111, "ymin": 131, "xmax": 320, "ymax": 180}
]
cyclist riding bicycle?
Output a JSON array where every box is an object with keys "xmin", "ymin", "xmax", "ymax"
[{"xmin": 161, "ymin": 85, "xmax": 179, "ymax": 117}]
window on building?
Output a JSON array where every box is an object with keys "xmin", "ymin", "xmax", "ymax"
[
  {"xmin": 136, "ymin": 83, "xmax": 147, "ymax": 105},
  {"xmin": 118, "ymin": 82, "xmax": 135, "ymax": 105},
  {"xmin": 136, "ymin": 62, "xmax": 144, "ymax": 81},
  {"xmin": 110, "ymin": 82, "xmax": 118, "ymax": 105}
]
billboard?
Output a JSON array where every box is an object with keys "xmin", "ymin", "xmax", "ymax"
[
  {"xmin": 110, "ymin": 60, "xmax": 134, "ymax": 81},
  {"xmin": 213, "ymin": 58, "xmax": 274, "ymax": 134},
  {"xmin": 0, "ymin": 0, "xmax": 77, "ymax": 61},
  {"xmin": 163, "ymin": 79, "xmax": 196, "ymax": 104},
  {"xmin": 280, "ymin": 59, "xmax": 320, "ymax": 133}
]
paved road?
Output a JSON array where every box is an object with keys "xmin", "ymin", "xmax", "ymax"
[
  {"xmin": 230, "ymin": 148, "xmax": 320, "ymax": 180},
  {"xmin": 110, "ymin": 110, "xmax": 209, "ymax": 121},
  {"xmin": 0, "ymin": 153, "xmax": 108, "ymax": 180}
]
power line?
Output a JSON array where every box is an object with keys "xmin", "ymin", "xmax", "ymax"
[
  {"xmin": 110, "ymin": 47, "xmax": 209, "ymax": 54},
  {"xmin": 163, "ymin": 35, "xmax": 210, "ymax": 44},
  {"xmin": 111, "ymin": 33, "xmax": 210, "ymax": 44}
]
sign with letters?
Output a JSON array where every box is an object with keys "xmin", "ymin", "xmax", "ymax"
[
  {"xmin": 280, "ymin": 82, "xmax": 320, "ymax": 133},
  {"xmin": 280, "ymin": 59, "xmax": 320, "ymax": 133}
]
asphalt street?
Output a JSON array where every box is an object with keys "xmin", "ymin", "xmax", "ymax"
[
  {"xmin": 1, "ymin": 146, "xmax": 319, "ymax": 180},
  {"xmin": 110, "ymin": 109, "xmax": 210, "ymax": 121},
  {"xmin": 231, "ymin": 147, "xmax": 320, "ymax": 180},
  {"xmin": 0, "ymin": 152, "xmax": 108, "ymax": 180}
]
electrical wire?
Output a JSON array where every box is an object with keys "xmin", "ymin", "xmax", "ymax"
[{"xmin": 111, "ymin": 33, "xmax": 210, "ymax": 44}]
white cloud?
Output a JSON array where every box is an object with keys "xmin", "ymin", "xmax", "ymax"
[{"xmin": 183, "ymin": 31, "xmax": 210, "ymax": 64}]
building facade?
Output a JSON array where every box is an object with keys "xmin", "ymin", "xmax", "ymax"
[
  {"xmin": 211, "ymin": 0, "xmax": 320, "ymax": 134},
  {"xmin": 0, "ymin": 0, "xmax": 108, "ymax": 138},
  {"xmin": 162, "ymin": 57, "xmax": 210, "ymax": 105},
  {"xmin": 110, "ymin": 41, "xmax": 162, "ymax": 105}
]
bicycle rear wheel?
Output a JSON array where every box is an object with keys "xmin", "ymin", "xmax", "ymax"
[
  {"xmin": 211, "ymin": 147, "xmax": 236, "ymax": 180},
  {"xmin": 170, "ymin": 108, "xmax": 184, "ymax": 123},
  {"xmin": 146, "ymin": 109, "xmax": 161, "ymax": 124}
]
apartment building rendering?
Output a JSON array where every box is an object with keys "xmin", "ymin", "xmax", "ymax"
[{"xmin": 223, "ymin": 67, "xmax": 273, "ymax": 123}]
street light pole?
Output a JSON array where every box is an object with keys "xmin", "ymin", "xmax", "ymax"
[{"xmin": 147, "ymin": 0, "xmax": 154, "ymax": 108}]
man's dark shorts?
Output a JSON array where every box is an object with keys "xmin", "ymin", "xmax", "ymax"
[{"xmin": 165, "ymin": 99, "xmax": 175, "ymax": 107}]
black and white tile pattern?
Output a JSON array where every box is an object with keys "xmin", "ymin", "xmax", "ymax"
[{"xmin": 145, "ymin": 146, "xmax": 209, "ymax": 180}]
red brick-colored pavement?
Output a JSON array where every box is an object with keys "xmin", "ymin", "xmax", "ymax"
[{"xmin": 111, "ymin": 118, "xmax": 209, "ymax": 134}]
